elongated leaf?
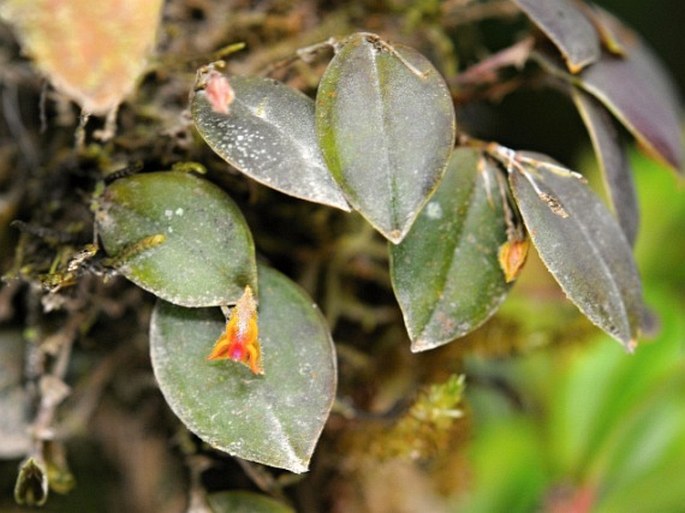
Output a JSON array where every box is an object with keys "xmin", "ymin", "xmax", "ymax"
[
  {"xmin": 390, "ymin": 148, "xmax": 510, "ymax": 351},
  {"xmin": 0, "ymin": 0, "xmax": 162, "ymax": 114},
  {"xmin": 0, "ymin": 330, "xmax": 31, "ymax": 459},
  {"xmin": 192, "ymin": 73, "xmax": 350, "ymax": 211},
  {"xmin": 316, "ymin": 33, "xmax": 456, "ymax": 243},
  {"xmin": 95, "ymin": 171, "xmax": 257, "ymax": 307},
  {"xmin": 508, "ymin": 155, "xmax": 643, "ymax": 347},
  {"xmin": 150, "ymin": 265, "xmax": 337, "ymax": 473},
  {"xmin": 572, "ymin": 88, "xmax": 639, "ymax": 246},
  {"xmin": 513, "ymin": 0, "xmax": 600, "ymax": 72},
  {"xmin": 208, "ymin": 491, "xmax": 295, "ymax": 513},
  {"xmin": 578, "ymin": 10, "xmax": 682, "ymax": 172}
]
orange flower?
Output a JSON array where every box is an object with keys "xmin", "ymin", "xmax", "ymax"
[
  {"xmin": 207, "ymin": 285, "xmax": 263, "ymax": 375},
  {"xmin": 498, "ymin": 237, "xmax": 530, "ymax": 283}
]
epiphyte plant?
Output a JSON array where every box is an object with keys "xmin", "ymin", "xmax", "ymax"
[
  {"xmin": 1, "ymin": 0, "xmax": 682, "ymax": 507},
  {"xmin": 169, "ymin": 3, "xmax": 681, "ymax": 470}
]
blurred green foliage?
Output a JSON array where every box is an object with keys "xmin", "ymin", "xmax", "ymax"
[{"xmin": 455, "ymin": 149, "xmax": 685, "ymax": 512}]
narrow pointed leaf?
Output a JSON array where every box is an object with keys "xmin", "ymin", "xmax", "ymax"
[
  {"xmin": 509, "ymin": 155, "xmax": 643, "ymax": 347},
  {"xmin": 192, "ymin": 73, "xmax": 350, "ymax": 211},
  {"xmin": 512, "ymin": 0, "xmax": 600, "ymax": 72},
  {"xmin": 95, "ymin": 171, "xmax": 257, "ymax": 307},
  {"xmin": 572, "ymin": 88, "xmax": 639, "ymax": 246},
  {"xmin": 316, "ymin": 33, "xmax": 456, "ymax": 243},
  {"xmin": 390, "ymin": 148, "xmax": 510, "ymax": 352},
  {"xmin": 150, "ymin": 265, "xmax": 337, "ymax": 473},
  {"xmin": 578, "ymin": 10, "xmax": 682, "ymax": 172}
]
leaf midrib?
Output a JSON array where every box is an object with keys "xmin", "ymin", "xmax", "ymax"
[{"xmin": 528, "ymin": 170, "xmax": 632, "ymax": 341}]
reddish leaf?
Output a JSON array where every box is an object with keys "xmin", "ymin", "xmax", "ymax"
[
  {"xmin": 578, "ymin": 10, "xmax": 682, "ymax": 172},
  {"xmin": 572, "ymin": 88, "xmax": 639, "ymax": 245},
  {"xmin": 513, "ymin": 0, "xmax": 600, "ymax": 72}
]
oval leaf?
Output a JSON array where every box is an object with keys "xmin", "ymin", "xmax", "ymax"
[
  {"xmin": 208, "ymin": 491, "xmax": 295, "ymax": 513},
  {"xmin": 0, "ymin": 0, "xmax": 162, "ymax": 114},
  {"xmin": 577, "ymin": 10, "xmax": 682, "ymax": 172},
  {"xmin": 513, "ymin": 0, "xmax": 600, "ymax": 72},
  {"xmin": 149, "ymin": 265, "xmax": 337, "ymax": 473},
  {"xmin": 192, "ymin": 73, "xmax": 350, "ymax": 211},
  {"xmin": 572, "ymin": 88, "xmax": 639, "ymax": 246},
  {"xmin": 95, "ymin": 171, "xmax": 257, "ymax": 307},
  {"xmin": 390, "ymin": 148, "xmax": 510, "ymax": 351},
  {"xmin": 508, "ymin": 155, "xmax": 643, "ymax": 347},
  {"xmin": 316, "ymin": 33, "xmax": 456, "ymax": 243}
]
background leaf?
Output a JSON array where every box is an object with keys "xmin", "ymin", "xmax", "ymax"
[
  {"xmin": 192, "ymin": 74, "xmax": 350, "ymax": 211},
  {"xmin": 0, "ymin": 330, "xmax": 30, "ymax": 459},
  {"xmin": 149, "ymin": 265, "xmax": 337, "ymax": 473},
  {"xmin": 208, "ymin": 491, "xmax": 295, "ymax": 513},
  {"xmin": 577, "ymin": 9, "xmax": 683, "ymax": 171},
  {"xmin": 316, "ymin": 33, "xmax": 456, "ymax": 243},
  {"xmin": 0, "ymin": 0, "xmax": 163, "ymax": 114},
  {"xmin": 572, "ymin": 88, "xmax": 639, "ymax": 245},
  {"xmin": 508, "ymin": 155, "xmax": 643, "ymax": 346},
  {"xmin": 512, "ymin": 0, "xmax": 600, "ymax": 72},
  {"xmin": 390, "ymin": 148, "xmax": 510, "ymax": 351},
  {"xmin": 95, "ymin": 171, "xmax": 257, "ymax": 307}
]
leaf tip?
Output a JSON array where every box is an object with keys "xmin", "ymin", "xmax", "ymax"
[
  {"xmin": 410, "ymin": 337, "xmax": 441, "ymax": 353},
  {"xmin": 387, "ymin": 228, "xmax": 405, "ymax": 244},
  {"xmin": 625, "ymin": 338, "xmax": 638, "ymax": 354}
]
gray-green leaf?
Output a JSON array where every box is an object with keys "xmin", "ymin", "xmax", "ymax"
[
  {"xmin": 149, "ymin": 265, "xmax": 337, "ymax": 473},
  {"xmin": 316, "ymin": 33, "xmax": 456, "ymax": 243},
  {"xmin": 95, "ymin": 171, "xmax": 257, "ymax": 307},
  {"xmin": 390, "ymin": 148, "xmax": 510, "ymax": 351},
  {"xmin": 509, "ymin": 154, "xmax": 643, "ymax": 347},
  {"xmin": 572, "ymin": 88, "xmax": 639, "ymax": 246},
  {"xmin": 513, "ymin": 0, "xmax": 600, "ymax": 72},
  {"xmin": 192, "ymin": 74, "xmax": 350, "ymax": 211}
]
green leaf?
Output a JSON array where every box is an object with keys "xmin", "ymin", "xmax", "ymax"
[
  {"xmin": 192, "ymin": 73, "xmax": 350, "ymax": 211},
  {"xmin": 508, "ymin": 154, "xmax": 643, "ymax": 347},
  {"xmin": 597, "ymin": 459, "xmax": 685, "ymax": 513},
  {"xmin": 316, "ymin": 33, "xmax": 456, "ymax": 243},
  {"xmin": 572, "ymin": 88, "xmax": 639, "ymax": 246},
  {"xmin": 453, "ymin": 419, "xmax": 548, "ymax": 513},
  {"xmin": 149, "ymin": 265, "xmax": 337, "ymax": 473},
  {"xmin": 95, "ymin": 171, "xmax": 257, "ymax": 307},
  {"xmin": 390, "ymin": 148, "xmax": 510, "ymax": 351},
  {"xmin": 0, "ymin": 330, "xmax": 31, "ymax": 459},
  {"xmin": 208, "ymin": 491, "xmax": 295, "ymax": 513},
  {"xmin": 513, "ymin": 0, "xmax": 600, "ymax": 72}
]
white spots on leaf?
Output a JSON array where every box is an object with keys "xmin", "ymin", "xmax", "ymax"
[
  {"xmin": 194, "ymin": 78, "xmax": 349, "ymax": 210},
  {"xmin": 425, "ymin": 201, "xmax": 443, "ymax": 220}
]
